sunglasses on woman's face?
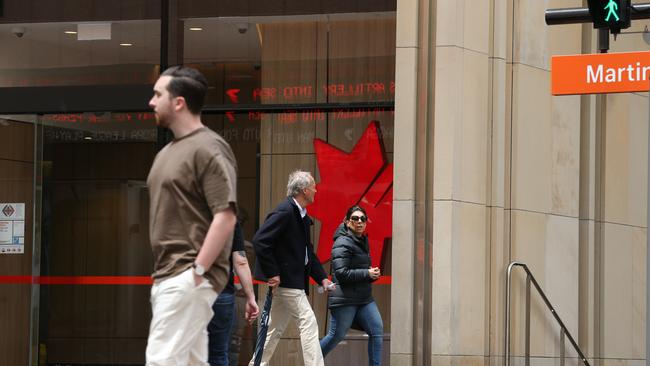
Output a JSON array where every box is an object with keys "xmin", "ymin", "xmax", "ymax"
[{"xmin": 349, "ymin": 215, "xmax": 367, "ymax": 223}]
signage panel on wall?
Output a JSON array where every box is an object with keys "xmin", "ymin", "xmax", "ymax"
[
  {"xmin": 0, "ymin": 203, "xmax": 25, "ymax": 254},
  {"xmin": 552, "ymin": 51, "xmax": 650, "ymax": 95}
]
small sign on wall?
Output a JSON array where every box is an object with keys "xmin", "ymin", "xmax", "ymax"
[{"xmin": 0, "ymin": 203, "xmax": 25, "ymax": 254}]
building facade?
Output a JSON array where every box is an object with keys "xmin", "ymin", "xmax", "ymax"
[
  {"xmin": 391, "ymin": 0, "xmax": 647, "ymax": 365},
  {"xmin": 0, "ymin": 0, "xmax": 647, "ymax": 365}
]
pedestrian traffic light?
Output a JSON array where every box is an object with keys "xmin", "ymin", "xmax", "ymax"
[{"xmin": 587, "ymin": 0, "xmax": 631, "ymax": 33}]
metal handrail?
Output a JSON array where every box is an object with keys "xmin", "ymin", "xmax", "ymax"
[{"xmin": 504, "ymin": 261, "xmax": 590, "ymax": 366}]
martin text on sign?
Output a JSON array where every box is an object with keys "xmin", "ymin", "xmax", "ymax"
[{"xmin": 552, "ymin": 51, "xmax": 650, "ymax": 95}]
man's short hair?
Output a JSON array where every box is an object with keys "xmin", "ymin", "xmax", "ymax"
[
  {"xmin": 286, "ymin": 170, "xmax": 314, "ymax": 197},
  {"xmin": 160, "ymin": 66, "xmax": 208, "ymax": 115}
]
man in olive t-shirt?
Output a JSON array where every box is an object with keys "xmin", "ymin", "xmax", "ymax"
[{"xmin": 145, "ymin": 66, "xmax": 238, "ymax": 366}]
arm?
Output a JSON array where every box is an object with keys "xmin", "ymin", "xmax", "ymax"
[
  {"xmin": 331, "ymin": 242, "xmax": 371, "ymax": 284},
  {"xmin": 194, "ymin": 207, "xmax": 237, "ymax": 284},
  {"xmin": 233, "ymin": 250, "xmax": 260, "ymax": 321},
  {"xmin": 196, "ymin": 151, "xmax": 238, "ymax": 284},
  {"xmin": 252, "ymin": 208, "xmax": 290, "ymax": 286}
]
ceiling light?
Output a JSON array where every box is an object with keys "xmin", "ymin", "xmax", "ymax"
[
  {"xmin": 119, "ymin": 43, "xmax": 133, "ymax": 46},
  {"xmin": 78, "ymin": 23, "xmax": 111, "ymax": 41},
  {"xmin": 84, "ymin": 136, "xmax": 93, "ymax": 140},
  {"xmin": 64, "ymin": 31, "xmax": 77, "ymax": 34},
  {"xmin": 189, "ymin": 27, "xmax": 203, "ymax": 31}
]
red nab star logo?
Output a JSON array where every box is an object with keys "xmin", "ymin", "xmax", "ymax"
[
  {"xmin": 226, "ymin": 88, "xmax": 240, "ymax": 104},
  {"xmin": 310, "ymin": 121, "xmax": 393, "ymax": 267}
]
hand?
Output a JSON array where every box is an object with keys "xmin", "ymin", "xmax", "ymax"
[
  {"xmin": 368, "ymin": 267, "xmax": 381, "ymax": 280},
  {"xmin": 245, "ymin": 296, "xmax": 260, "ymax": 323},
  {"xmin": 193, "ymin": 272, "xmax": 204, "ymax": 287},
  {"xmin": 268, "ymin": 276, "xmax": 281, "ymax": 290},
  {"xmin": 321, "ymin": 279, "xmax": 335, "ymax": 292}
]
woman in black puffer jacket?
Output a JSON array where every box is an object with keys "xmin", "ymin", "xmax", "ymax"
[{"xmin": 319, "ymin": 205, "xmax": 383, "ymax": 366}]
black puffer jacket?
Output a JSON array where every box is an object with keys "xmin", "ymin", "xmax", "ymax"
[{"xmin": 328, "ymin": 223, "xmax": 374, "ymax": 308}]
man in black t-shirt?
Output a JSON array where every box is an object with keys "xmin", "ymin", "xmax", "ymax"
[{"xmin": 208, "ymin": 222, "xmax": 259, "ymax": 366}]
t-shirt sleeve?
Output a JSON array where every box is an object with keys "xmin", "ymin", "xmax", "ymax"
[
  {"xmin": 232, "ymin": 222, "xmax": 245, "ymax": 252},
  {"xmin": 200, "ymin": 153, "xmax": 237, "ymax": 215}
]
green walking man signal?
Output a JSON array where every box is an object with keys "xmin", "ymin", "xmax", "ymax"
[
  {"xmin": 587, "ymin": 0, "xmax": 630, "ymax": 33},
  {"xmin": 605, "ymin": 0, "xmax": 620, "ymax": 21}
]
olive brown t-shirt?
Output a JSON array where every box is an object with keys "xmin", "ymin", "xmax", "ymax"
[{"xmin": 147, "ymin": 127, "xmax": 237, "ymax": 293}]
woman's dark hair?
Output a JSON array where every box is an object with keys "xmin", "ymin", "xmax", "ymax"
[
  {"xmin": 345, "ymin": 205, "xmax": 367, "ymax": 221},
  {"xmin": 161, "ymin": 66, "xmax": 208, "ymax": 115}
]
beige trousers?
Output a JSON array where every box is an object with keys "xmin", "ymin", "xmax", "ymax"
[
  {"xmin": 146, "ymin": 268, "xmax": 218, "ymax": 366},
  {"xmin": 250, "ymin": 287, "xmax": 324, "ymax": 366}
]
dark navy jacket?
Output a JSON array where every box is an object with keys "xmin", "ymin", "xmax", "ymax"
[{"xmin": 253, "ymin": 197, "xmax": 327, "ymax": 294}]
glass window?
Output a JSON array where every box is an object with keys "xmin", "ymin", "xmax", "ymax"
[
  {"xmin": 0, "ymin": 17, "xmax": 160, "ymax": 87},
  {"xmin": 0, "ymin": 1, "xmax": 396, "ymax": 365},
  {"xmin": 0, "ymin": 2, "xmax": 162, "ymax": 365},
  {"xmin": 182, "ymin": 14, "xmax": 395, "ymax": 106},
  {"xmin": 183, "ymin": 5, "xmax": 396, "ymax": 362},
  {"xmin": 38, "ymin": 111, "xmax": 156, "ymax": 365}
]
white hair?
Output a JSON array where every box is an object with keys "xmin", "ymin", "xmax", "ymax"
[{"xmin": 286, "ymin": 170, "xmax": 314, "ymax": 197}]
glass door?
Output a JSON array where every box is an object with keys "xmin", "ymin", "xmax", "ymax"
[
  {"xmin": 37, "ymin": 112, "xmax": 156, "ymax": 365},
  {"xmin": 0, "ymin": 115, "xmax": 38, "ymax": 366}
]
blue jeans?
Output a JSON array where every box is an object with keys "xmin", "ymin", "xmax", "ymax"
[
  {"xmin": 208, "ymin": 291, "xmax": 236, "ymax": 366},
  {"xmin": 319, "ymin": 301, "xmax": 383, "ymax": 366}
]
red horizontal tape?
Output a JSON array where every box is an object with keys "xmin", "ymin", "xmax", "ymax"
[
  {"xmin": 0, "ymin": 275, "xmax": 392, "ymax": 285},
  {"xmin": 0, "ymin": 276, "xmax": 153, "ymax": 285}
]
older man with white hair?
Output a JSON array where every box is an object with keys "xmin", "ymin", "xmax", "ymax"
[{"xmin": 250, "ymin": 170, "xmax": 334, "ymax": 366}]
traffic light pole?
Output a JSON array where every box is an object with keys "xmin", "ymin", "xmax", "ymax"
[
  {"xmin": 547, "ymin": 3, "xmax": 650, "ymax": 52},
  {"xmin": 598, "ymin": 28, "xmax": 609, "ymax": 53},
  {"xmin": 647, "ymin": 73, "xmax": 650, "ymax": 366},
  {"xmin": 647, "ymin": 74, "xmax": 650, "ymax": 366},
  {"xmin": 547, "ymin": 3, "xmax": 650, "ymax": 53},
  {"xmin": 546, "ymin": 3, "xmax": 650, "ymax": 25}
]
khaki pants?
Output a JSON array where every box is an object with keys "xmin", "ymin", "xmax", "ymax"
[
  {"xmin": 146, "ymin": 268, "xmax": 218, "ymax": 366},
  {"xmin": 250, "ymin": 287, "xmax": 324, "ymax": 366}
]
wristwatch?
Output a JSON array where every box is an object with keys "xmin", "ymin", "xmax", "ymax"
[{"xmin": 192, "ymin": 262, "xmax": 206, "ymax": 276}]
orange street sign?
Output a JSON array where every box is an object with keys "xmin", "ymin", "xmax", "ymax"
[{"xmin": 552, "ymin": 51, "xmax": 650, "ymax": 95}]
